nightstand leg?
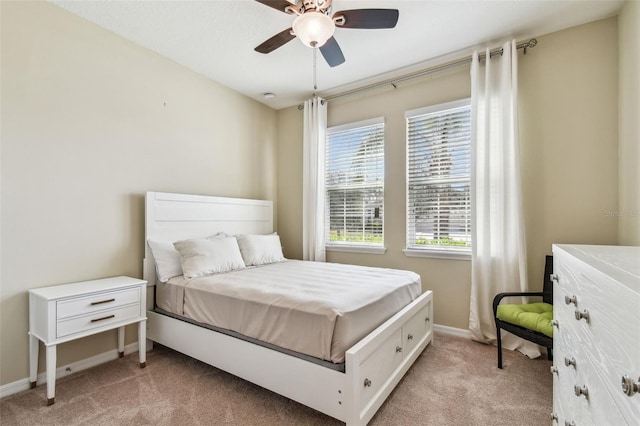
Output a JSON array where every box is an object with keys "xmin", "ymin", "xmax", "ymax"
[
  {"xmin": 118, "ymin": 326, "xmax": 125, "ymax": 358},
  {"xmin": 45, "ymin": 345, "xmax": 56, "ymax": 405},
  {"xmin": 138, "ymin": 319, "xmax": 146, "ymax": 368},
  {"xmin": 29, "ymin": 333, "xmax": 39, "ymax": 388}
]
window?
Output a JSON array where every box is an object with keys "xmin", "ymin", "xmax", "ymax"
[
  {"xmin": 325, "ymin": 117, "xmax": 384, "ymax": 251},
  {"xmin": 406, "ymin": 99, "xmax": 471, "ymax": 257}
]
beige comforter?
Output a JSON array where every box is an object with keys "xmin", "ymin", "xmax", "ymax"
[{"xmin": 156, "ymin": 260, "xmax": 421, "ymax": 363}]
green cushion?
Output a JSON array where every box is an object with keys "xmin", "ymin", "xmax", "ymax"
[{"xmin": 496, "ymin": 302, "xmax": 554, "ymax": 338}]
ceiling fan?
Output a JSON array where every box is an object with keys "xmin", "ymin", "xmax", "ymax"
[{"xmin": 254, "ymin": 0, "xmax": 399, "ymax": 67}]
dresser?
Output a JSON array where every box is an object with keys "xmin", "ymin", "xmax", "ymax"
[
  {"xmin": 551, "ymin": 245, "xmax": 640, "ymax": 425},
  {"xmin": 29, "ymin": 276, "xmax": 147, "ymax": 405}
]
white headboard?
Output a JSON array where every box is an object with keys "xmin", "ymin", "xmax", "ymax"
[{"xmin": 143, "ymin": 191, "xmax": 273, "ymax": 286}]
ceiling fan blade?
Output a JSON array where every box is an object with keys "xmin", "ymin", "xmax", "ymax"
[
  {"xmin": 333, "ymin": 9, "xmax": 399, "ymax": 29},
  {"xmin": 255, "ymin": 28, "xmax": 296, "ymax": 54},
  {"xmin": 319, "ymin": 37, "xmax": 345, "ymax": 67},
  {"xmin": 254, "ymin": 0, "xmax": 297, "ymax": 14}
]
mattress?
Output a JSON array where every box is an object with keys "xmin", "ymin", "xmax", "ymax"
[{"xmin": 155, "ymin": 260, "xmax": 421, "ymax": 363}]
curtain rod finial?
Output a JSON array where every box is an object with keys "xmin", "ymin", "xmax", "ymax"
[{"xmin": 523, "ymin": 39, "xmax": 537, "ymax": 55}]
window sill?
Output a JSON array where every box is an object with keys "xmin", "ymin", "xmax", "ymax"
[
  {"xmin": 326, "ymin": 245, "xmax": 387, "ymax": 255},
  {"xmin": 403, "ymin": 248, "xmax": 471, "ymax": 260}
]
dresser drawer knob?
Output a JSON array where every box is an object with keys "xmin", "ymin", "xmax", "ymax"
[
  {"xmin": 395, "ymin": 346, "xmax": 402, "ymax": 353},
  {"xmin": 564, "ymin": 295, "xmax": 577, "ymax": 306},
  {"xmin": 550, "ymin": 320, "xmax": 559, "ymax": 328},
  {"xmin": 407, "ymin": 333, "xmax": 414, "ymax": 341},
  {"xmin": 550, "ymin": 274, "xmax": 559, "ymax": 282},
  {"xmin": 564, "ymin": 421, "xmax": 576, "ymax": 426},
  {"xmin": 574, "ymin": 309, "xmax": 590, "ymax": 323},
  {"xmin": 550, "ymin": 366, "xmax": 558, "ymax": 375},
  {"xmin": 550, "ymin": 413, "xmax": 558, "ymax": 422},
  {"xmin": 574, "ymin": 384, "xmax": 589, "ymax": 399},
  {"xmin": 363, "ymin": 378, "xmax": 372, "ymax": 387},
  {"xmin": 564, "ymin": 357, "xmax": 577, "ymax": 368},
  {"xmin": 621, "ymin": 375, "xmax": 640, "ymax": 397}
]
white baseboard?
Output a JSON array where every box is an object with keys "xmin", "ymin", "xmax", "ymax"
[
  {"xmin": 0, "ymin": 342, "xmax": 140, "ymax": 400},
  {"xmin": 433, "ymin": 323, "xmax": 473, "ymax": 339}
]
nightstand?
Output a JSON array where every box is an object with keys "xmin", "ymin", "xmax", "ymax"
[{"xmin": 28, "ymin": 276, "xmax": 147, "ymax": 405}]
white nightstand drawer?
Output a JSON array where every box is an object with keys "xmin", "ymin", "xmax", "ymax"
[
  {"xmin": 57, "ymin": 303, "xmax": 141, "ymax": 338},
  {"xmin": 57, "ymin": 287, "xmax": 140, "ymax": 319}
]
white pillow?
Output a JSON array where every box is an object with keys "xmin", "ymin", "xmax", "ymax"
[
  {"xmin": 147, "ymin": 239, "xmax": 183, "ymax": 282},
  {"xmin": 236, "ymin": 233, "xmax": 285, "ymax": 266},
  {"xmin": 173, "ymin": 236, "xmax": 246, "ymax": 279},
  {"xmin": 147, "ymin": 233, "xmax": 227, "ymax": 281}
]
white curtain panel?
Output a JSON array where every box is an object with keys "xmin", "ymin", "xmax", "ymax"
[
  {"xmin": 302, "ymin": 96, "xmax": 327, "ymax": 262},
  {"xmin": 468, "ymin": 41, "xmax": 540, "ymax": 358}
]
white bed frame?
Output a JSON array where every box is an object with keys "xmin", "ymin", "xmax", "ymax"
[{"xmin": 143, "ymin": 191, "xmax": 433, "ymax": 425}]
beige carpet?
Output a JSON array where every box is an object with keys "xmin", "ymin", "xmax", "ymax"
[{"xmin": 0, "ymin": 333, "xmax": 551, "ymax": 425}]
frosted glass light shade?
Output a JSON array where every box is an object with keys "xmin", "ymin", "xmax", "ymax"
[{"xmin": 292, "ymin": 12, "xmax": 335, "ymax": 48}]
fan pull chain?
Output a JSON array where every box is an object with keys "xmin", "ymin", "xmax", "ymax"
[{"xmin": 313, "ymin": 47, "xmax": 318, "ymax": 91}]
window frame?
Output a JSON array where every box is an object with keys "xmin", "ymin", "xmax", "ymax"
[
  {"xmin": 324, "ymin": 116, "xmax": 386, "ymax": 254},
  {"xmin": 404, "ymin": 98, "xmax": 472, "ymax": 260}
]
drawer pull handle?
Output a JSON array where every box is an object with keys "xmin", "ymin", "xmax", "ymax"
[
  {"xmin": 91, "ymin": 298, "xmax": 115, "ymax": 306},
  {"xmin": 564, "ymin": 295, "xmax": 577, "ymax": 306},
  {"xmin": 574, "ymin": 384, "xmax": 588, "ymax": 399},
  {"xmin": 550, "ymin": 366, "xmax": 558, "ymax": 375},
  {"xmin": 395, "ymin": 346, "xmax": 402, "ymax": 353},
  {"xmin": 621, "ymin": 375, "xmax": 640, "ymax": 397},
  {"xmin": 91, "ymin": 314, "xmax": 115, "ymax": 323},
  {"xmin": 550, "ymin": 413, "xmax": 558, "ymax": 422},
  {"xmin": 363, "ymin": 378, "xmax": 372, "ymax": 387},
  {"xmin": 574, "ymin": 309, "xmax": 590, "ymax": 323},
  {"xmin": 550, "ymin": 320, "xmax": 559, "ymax": 328},
  {"xmin": 564, "ymin": 357, "xmax": 576, "ymax": 368},
  {"xmin": 407, "ymin": 334, "xmax": 414, "ymax": 341},
  {"xmin": 550, "ymin": 274, "xmax": 559, "ymax": 282},
  {"xmin": 564, "ymin": 421, "xmax": 576, "ymax": 426},
  {"xmin": 425, "ymin": 316, "xmax": 430, "ymax": 322}
]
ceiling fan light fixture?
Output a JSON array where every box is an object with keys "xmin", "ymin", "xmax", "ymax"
[{"xmin": 292, "ymin": 11, "xmax": 335, "ymax": 48}]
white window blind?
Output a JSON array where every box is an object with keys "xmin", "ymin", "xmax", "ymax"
[
  {"xmin": 406, "ymin": 99, "xmax": 471, "ymax": 252},
  {"xmin": 325, "ymin": 117, "xmax": 384, "ymax": 247}
]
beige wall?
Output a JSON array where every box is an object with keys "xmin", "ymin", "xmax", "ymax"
[
  {"xmin": 520, "ymin": 17, "xmax": 619, "ymax": 288},
  {"xmin": 0, "ymin": 1, "xmax": 277, "ymax": 386},
  {"xmin": 618, "ymin": 0, "xmax": 640, "ymax": 245},
  {"xmin": 277, "ymin": 17, "xmax": 621, "ymax": 330},
  {"xmin": 276, "ymin": 106, "xmax": 304, "ymax": 260}
]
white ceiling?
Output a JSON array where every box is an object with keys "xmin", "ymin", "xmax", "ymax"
[{"xmin": 52, "ymin": 0, "xmax": 623, "ymax": 110}]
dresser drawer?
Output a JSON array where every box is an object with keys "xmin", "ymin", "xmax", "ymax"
[
  {"xmin": 578, "ymin": 274, "xmax": 640, "ymax": 424},
  {"xmin": 554, "ymin": 282, "xmax": 582, "ymax": 339},
  {"xmin": 570, "ymin": 360, "xmax": 628, "ymax": 426},
  {"xmin": 57, "ymin": 287, "xmax": 141, "ymax": 319},
  {"xmin": 556, "ymin": 329, "xmax": 627, "ymax": 426},
  {"xmin": 554, "ymin": 320, "xmax": 581, "ymax": 421},
  {"xmin": 57, "ymin": 303, "xmax": 141, "ymax": 338},
  {"xmin": 553, "ymin": 245, "xmax": 640, "ymax": 426},
  {"xmin": 556, "ymin": 264, "xmax": 640, "ymax": 422}
]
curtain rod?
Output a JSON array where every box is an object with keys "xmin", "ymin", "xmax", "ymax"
[{"xmin": 298, "ymin": 38, "xmax": 537, "ymax": 109}]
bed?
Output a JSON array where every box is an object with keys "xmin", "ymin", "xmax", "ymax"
[{"xmin": 143, "ymin": 191, "xmax": 433, "ymax": 425}]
